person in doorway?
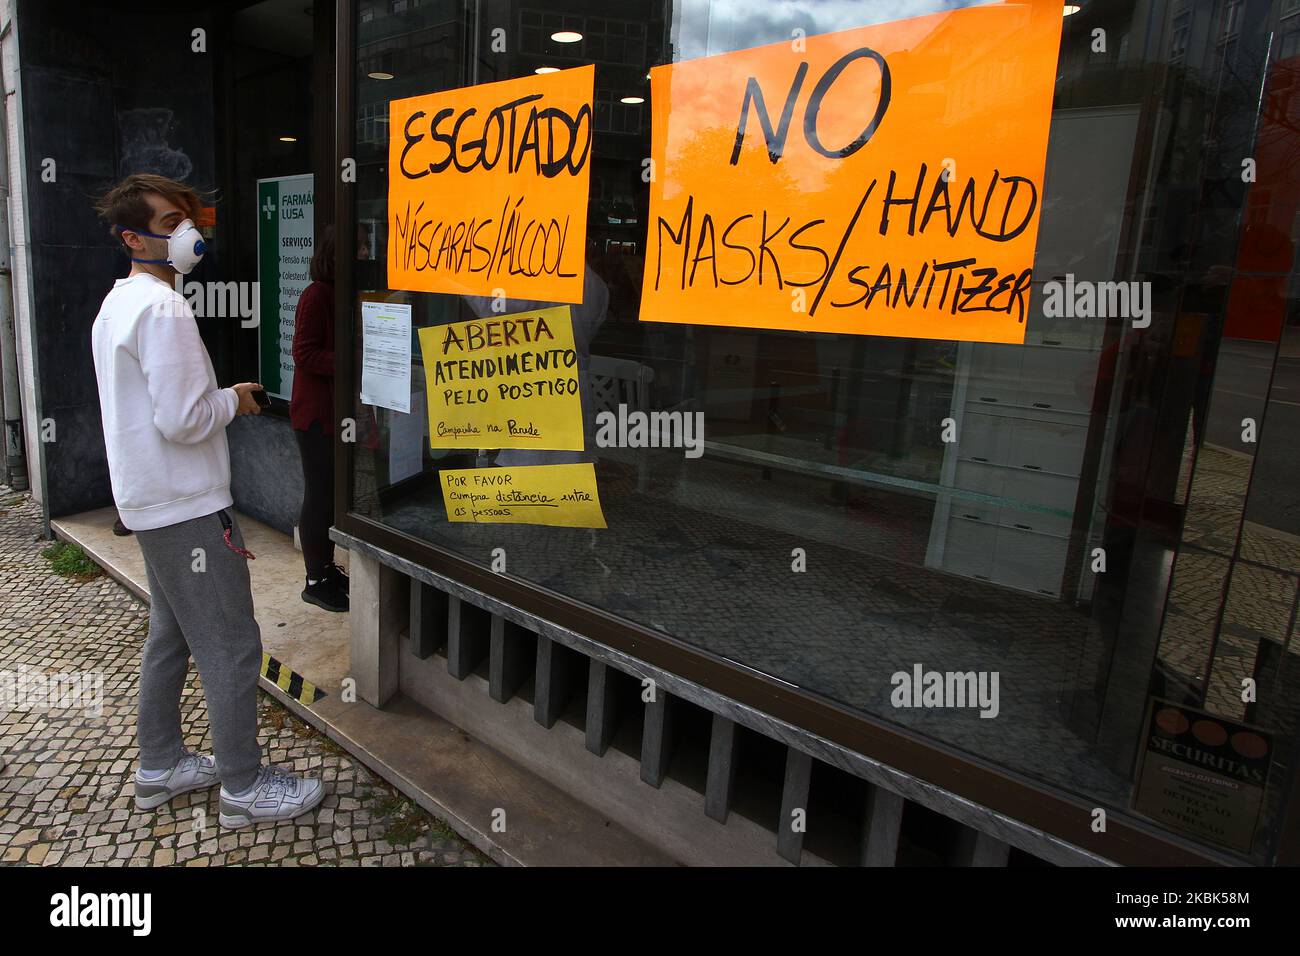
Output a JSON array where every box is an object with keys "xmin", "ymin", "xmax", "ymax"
[
  {"xmin": 290, "ymin": 225, "xmax": 348, "ymax": 612},
  {"xmin": 91, "ymin": 173, "xmax": 324, "ymax": 828}
]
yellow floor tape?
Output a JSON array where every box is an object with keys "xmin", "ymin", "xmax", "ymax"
[{"xmin": 260, "ymin": 652, "xmax": 325, "ymax": 705}]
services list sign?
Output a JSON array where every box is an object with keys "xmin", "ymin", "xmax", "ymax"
[
  {"xmin": 387, "ymin": 66, "xmax": 594, "ymax": 303},
  {"xmin": 257, "ymin": 173, "xmax": 313, "ymax": 400},
  {"xmin": 640, "ymin": 0, "xmax": 1063, "ymax": 343}
]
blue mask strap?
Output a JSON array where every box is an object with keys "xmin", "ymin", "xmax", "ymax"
[
  {"xmin": 117, "ymin": 224, "xmax": 207, "ymax": 266},
  {"xmin": 120, "ymin": 223, "xmax": 168, "ymax": 267}
]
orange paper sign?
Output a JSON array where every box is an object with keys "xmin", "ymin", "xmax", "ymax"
[
  {"xmin": 640, "ymin": 1, "xmax": 1063, "ymax": 343},
  {"xmin": 388, "ymin": 65, "xmax": 594, "ymax": 303}
]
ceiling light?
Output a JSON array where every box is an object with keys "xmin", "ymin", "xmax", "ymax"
[
  {"xmin": 551, "ymin": 31, "xmax": 583, "ymax": 43},
  {"xmin": 1063, "ymin": 4, "xmax": 1081, "ymax": 14},
  {"xmin": 279, "ymin": 136, "xmax": 298, "ymax": 143},
  {"xmin": 620, "ymin": 96, "xmax": 644, "ymax": 105},
  {"xmin": 535, "ymin": 66, "xmax": 560, "ymax": 74},
  {"xmin": 368, "ymin": 71, "xmax": 394, "ymax": 80}
]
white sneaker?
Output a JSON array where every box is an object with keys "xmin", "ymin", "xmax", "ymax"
[
  {"xmin": 218, "ymin": 764, "xmax": 325, "ymax": 828},
  {"xmin": 134, "ymin": 751, "xmax": 219, "ymax": 810}
]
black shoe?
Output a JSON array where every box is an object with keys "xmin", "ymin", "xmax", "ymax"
[
  {"xmin": 301, "ymin": 574, "xmax": 348, "ymax": 612},
  {"xmin": 112, "ymin": 518, "xmax": 133, "ymax": 536},
  {"xmin": 325, "ymin": 562, "xmax": 349, "ymax": 595}
]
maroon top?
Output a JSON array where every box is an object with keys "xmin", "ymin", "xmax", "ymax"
[{"xmin": 290, "ymin": 280, "xmax": 335, "ymax": 434}]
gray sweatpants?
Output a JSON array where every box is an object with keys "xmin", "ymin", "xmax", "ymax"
[{"xmin": 133, "ymin": 507, "xmax": 263, "ymax": 793}]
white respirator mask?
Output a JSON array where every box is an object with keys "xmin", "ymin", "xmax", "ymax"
[{"xmin": 122, "ymin": 218, "xmax": 207, "ymax": 274}]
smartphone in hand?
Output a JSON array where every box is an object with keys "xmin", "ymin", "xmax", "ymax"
[{"xmin": 252, "ymin": 389, "xmax": 271, "ymax": 408}]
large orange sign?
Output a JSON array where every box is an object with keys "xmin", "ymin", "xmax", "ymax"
[
  {"xmin": 388, "ymin": 65, "xmax": 594, "ymax": 302},
  {"xmin": 640, "ymin": 1, "xmax": 1063, "ymax": 343}
]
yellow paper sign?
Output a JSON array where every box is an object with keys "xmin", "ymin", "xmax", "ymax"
[
  {"xmin": 441, "ymin": 463, "xmax": 606, "ymax": 528},
  {"xmin": 640, "ymin": 1, "xmax": 1063, "ymax": 343},
  {"xmin": 387, "ymin": 66, "xmax": 594, "ymax": 303},
  {"xmin": 417, "ymin": 305, "xmax": 584, "ymax": 450}
]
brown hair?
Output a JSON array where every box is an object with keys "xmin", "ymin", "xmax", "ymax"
[
  {"xmin": 93, "ymin": 173, "xmax": 207, "ymax": 251},
  {"xmin": 310, "ymin": 225, "xmax": 336, "ymax": 283}
]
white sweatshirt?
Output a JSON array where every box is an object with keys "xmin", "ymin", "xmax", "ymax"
[{"xmin": 90, "ymin": 273, "xmax": 239, "ymax": 531}]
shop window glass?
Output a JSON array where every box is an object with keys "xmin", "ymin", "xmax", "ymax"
[{"xmin": 348, "ymin": 0, "xmax": 1300, "ymax": 861}]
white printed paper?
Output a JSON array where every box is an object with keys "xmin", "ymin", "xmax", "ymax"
[{"xmin": 361, "ymin": 301, "xmax": 412, "ymax": 413}]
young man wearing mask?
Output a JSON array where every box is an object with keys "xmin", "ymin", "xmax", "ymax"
[{"xmin": 91, "ymin": 174, "xmax": 324, "ymax": 828}]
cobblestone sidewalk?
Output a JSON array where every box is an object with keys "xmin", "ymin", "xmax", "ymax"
[{"xmin": 0, "ymin": 486, "xmax": 491, "ymax": 867}]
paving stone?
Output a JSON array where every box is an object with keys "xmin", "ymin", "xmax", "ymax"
[{"xmin": 0, "ymin": 486, "xmax": 486, "ymax": 869}]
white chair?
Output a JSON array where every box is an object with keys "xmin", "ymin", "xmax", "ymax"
[{"xmin": 588, "ymin": 355, "xmax": 655, "ymax": 491}]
